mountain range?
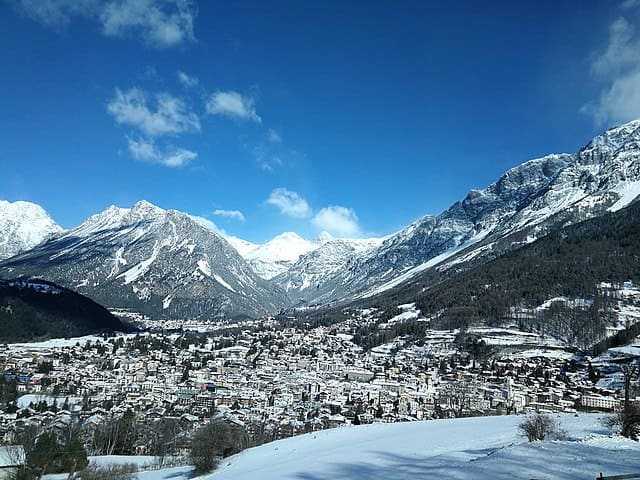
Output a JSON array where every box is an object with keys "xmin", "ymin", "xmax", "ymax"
[{"xmin": 2, "ymin": 120, "xmax": 640, "ymax": 320}]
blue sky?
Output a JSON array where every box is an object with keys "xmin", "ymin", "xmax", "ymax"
[{"xmin": 2, "ymin": 0, "xmax": 640, "ymax": 243}]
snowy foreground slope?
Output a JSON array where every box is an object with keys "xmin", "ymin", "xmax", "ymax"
[
  {"xmin": 41, "ymin": 414, "xmax": 640, "ymax": 480},
  {"xmin": 206, "ymin": 415, "xmax": 637, "ymax": 480}
]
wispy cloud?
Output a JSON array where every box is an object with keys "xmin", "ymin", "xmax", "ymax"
[
  {"xmin": 206, "ymin": 90, "xmax": 261, "ymax": 123},
  {"xmin": 312, "ymin": 205, "xmax": 360, "ymax": 237},
  {"xmin": 107, "ymin": 87, "xmax": 200, "ymax": 137},
  {"xmin": 13, "ymin": 0, "xmax": 97, "ymax": 28},
  {"xmin": 582, "ymin": 5, "xmax": 640, "ymax": 125},
  {"xmin": 267, "ymin": 128, "xmax": 282, "ymax": 143},
  {"xmin": 266, "ymin": 188, "xmax": 312, "ymax": 218},
  {"xmin": 190, "ymin": 215, "xmax": 226, "ymax": 236},
  {"xmin": 262, "ymin": 156, "xmax": 282, "ymax": 171},
  {"xmin": 14, "ymin": 0, "xmax": 197, "ymax": 48},
  {"xmin": 213, "ymin": 209, "xmax": 246, "ymax": 222},
  {"xmin": 177, "ymin": 70, "xmax": 199, "ymax": 88},
  {"xmin": 127, "ymin": 137, "xmax": 196, "ymax": 167},
  {"xmin": 101, "ymin": 0, "xmax": 196, "ymax": 48}
]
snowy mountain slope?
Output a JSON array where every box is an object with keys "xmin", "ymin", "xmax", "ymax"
[
  {"xmin": 0, "ymin": 200, "xmax": 63, "ymax": 260},
  {"xmin": 242, "ymin": 232, "xmax": 319, "ymax": 280},
  {"xmin": 274, "ymin": 237, "xmax": 382, "ymax": 301},
  {"xmin": 282, "ymin": 120, "xmax": 640, "ymax": 305},
  {"xmin": 0, "ymin": 201, "xmax": 288, "ymax": 320},
  {"xmin": 226, "ymin": 236, "xmax": 259, "ymax": 258},
  {"xmin": 207, "ymin": 414, "xmax": 636, "ymax": 480}
]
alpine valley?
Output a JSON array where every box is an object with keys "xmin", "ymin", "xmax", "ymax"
[{"xmin": 2, "ymin": 120, "xmax": 640, "ymax": 322}]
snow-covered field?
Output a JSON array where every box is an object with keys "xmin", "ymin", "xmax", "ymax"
[
  {"xmin": 205, "ymin": 414, "xmax": 638, "ymax": 480},
  {"xmin": 40, "ymin": 414, "xmax": 639, "ymax": 479}
]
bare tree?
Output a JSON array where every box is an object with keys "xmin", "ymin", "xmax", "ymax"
[
  {"xmin": 519, "ymin": 413, "xmax": 564, "ymax": 442},
  {"xmin": 74, "ymin": 463, "xmax": 137, "ymax": 480},
  {"xmin": 609, "ymin": 365, "xmax": 640, "ymax": 440}
]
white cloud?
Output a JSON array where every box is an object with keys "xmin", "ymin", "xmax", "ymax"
[
  {"xmin": 15, "ymin": 0, "xmax": 196, "ymax": 48},
  {"xmin": 622, "ymin": 0, "xmax": 640, "ymax": 9},
  {"xmin": 127, "ymin": 136, "xmax": 159, "ymax": 161},
  {"xmin": 582, "ymin": 70, "xmax": 640, "ymax": 125},
  {"xmin": 312, "ymin": 206, "xmax": 360, "ymax": 237},
  {"xmin": 162, "ymin": 148, "xmax": 197, "ymax": 167},
  {"xmin": 189, "ymin": 215, "xmax": 226, "ymax": 236},
  {"xmin": 107, "ymin": 87, "xmax": 200, "ymax": 137},
  {"xmin": 206, "ymin": 91, "xmax": 261, "ymax": 123},
  {"xmin": 583, "ymin": 10, "xmax": 640, "ymax": 125},
  {"xmin": 213, "ymin": 209, "xmax": 246, "ymax": 222},
  {"xmin": 127, "ymin": 137, "xmax": 196, "ymax": 167},
  {"xmin": 266, "ymin": 188, "xmax": 311, "ymax": 218},
  {"xmin": 260, "ymin": 156, "xmax": 282, "ymax": 171},
  {"xmin": 267, "ymin": 128, "xmax": 282, "ymax": 143},
  {"xmin": 177, "ymin": 70, "xmax": 198, "ymax": 88},
  {"xmin": 14, "ymin": 0, "xmax": 97, "ymax": 28},
  {"xmin": 590, "ymin": 18, "xmax": 640, "ymax": 78}
]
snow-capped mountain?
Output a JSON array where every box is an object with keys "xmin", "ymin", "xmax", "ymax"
[
  {"xmin": 273, "ymin": 236, "xmax": 382, "ymax": 301},
  {"xmin": 3, "ymin": 120, "xmax": 640, "ymax": 318},
  {"xmin": 0, "ymin": 200, "xmax": 288, "ymax": 320},
  {"xmin": 241, "ymin": 232, "xmax": 319, "ymax": 280},
  {"xmin": 0, "ymin": 200, "xmax": 63, "ymax": 260},
  {"xmin": 226, "ymin": 236, "xmax": 259, "ymax": 258},
  {"xmin": 280, "ymin": 120, "xmax": 640, "ymax": 305}
]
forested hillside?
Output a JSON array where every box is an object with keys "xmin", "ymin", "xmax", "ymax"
[
  {"xmin": 336, "ymin": 199, "xmax": 640, "ymax": 350},
  {"xmin": 0, "ymin": 279, "xmax": 134, "ymax": 342}
]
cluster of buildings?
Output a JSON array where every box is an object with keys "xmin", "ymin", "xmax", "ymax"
[{"xmin": 0, "ymin": 308, "xmax": 635, "ymax": 455}]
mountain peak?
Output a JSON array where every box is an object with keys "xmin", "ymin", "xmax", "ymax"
[
  {"xmin": 317, "ymin": 231, "xmax": 335, "ymax": 243},
  {"xmin": 131, "ymin": 200, "xmax": 166, "ymax": 218},
  {"xmin": 0, "ymin": 200, "xmax": 63, "ymax": 260},
  {"xmin": 272, "ymin": 231, "xmax": 306, "ymax": 242},
  {"xmin": 582, "ymin": 118, "xmax": 640, "ymax": 156}
]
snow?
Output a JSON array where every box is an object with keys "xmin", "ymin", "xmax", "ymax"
[
  {"xmin": 244, "ymin": 232, "xmax": 319, "ymax": 280},
  {"xmin": 43, "ymin": 456, "xmax": 193, "ymax": 480},
  {"xmin": 213, "ymin": 274, "xmax": 236, "ymax": 293},
  {"xmin": 359, "ymin": 231, "xmax": 489, "ymax": 299},
  {"xmin": 35, "ymin": 414, "xmax": 640, "ymax": 480},
  {"xmin": 7, "ymin": 280, "xmax": 62, "ymax": 295},
  {"xmin": 609, "ymin": 180, "xmax": 640, "ymax": 212},
  {"xmin": 206, "ymin": 414, "xmax": 638, "ymax": 480},
  {"xmin": 17, "ymin": 394, "xmax": 82, "ymax": 409},
  {"xmin": 118, "ymin": 241, "xmax": 161, "ymax": 284},
  {"xmin": 512, "ymin": 349, "xmax": 575, "ymax": 360},
  {"xmin": 226, "ymin": 236, "xmax": 259, "ymax": 257},
  {"xmin": 197, "ymin": 259, "xmax": 212, "ymax": 277},
  {"xmin": 162, "ymin": 294, "xmax": 173, "ymax": 309},
  {"xmin": 8, "ymin": 334, "xmax": 106, "ymax": 351},
  {"xmin": 467, "ymin": 327, "xmax": 542, "ymax": 346},
  {"xmin": 0, "ymin": 200, "xmax": 63, "ymax": 259}
]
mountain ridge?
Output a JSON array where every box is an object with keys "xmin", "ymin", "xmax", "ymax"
[
  {"xmin": 0, "ymin": 201, "xmax": 288, "ymax": 320},
  {"xmin": 2, "ymin": 120, "xmax": 640, "ymax": 320}
]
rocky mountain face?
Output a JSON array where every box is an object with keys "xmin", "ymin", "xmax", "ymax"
[
  {"xmin": 273, "ymin": 237, "xmax": 382, "ymax": 304},
  {"xmin": 0, "ymin": 200, "xmax": 63, "ymax": 260},
  {"xmin": 277, "ymin": 120, "xmax": 640, "ymax": 305},
  {"xmin": 0, "ymin": 201, "xmax": 288, "ymax": 320}
]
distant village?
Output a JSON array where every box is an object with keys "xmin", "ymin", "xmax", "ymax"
[{"xmin": 0, "ymin": 303, "xmax": 637, "ymax": 463}]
